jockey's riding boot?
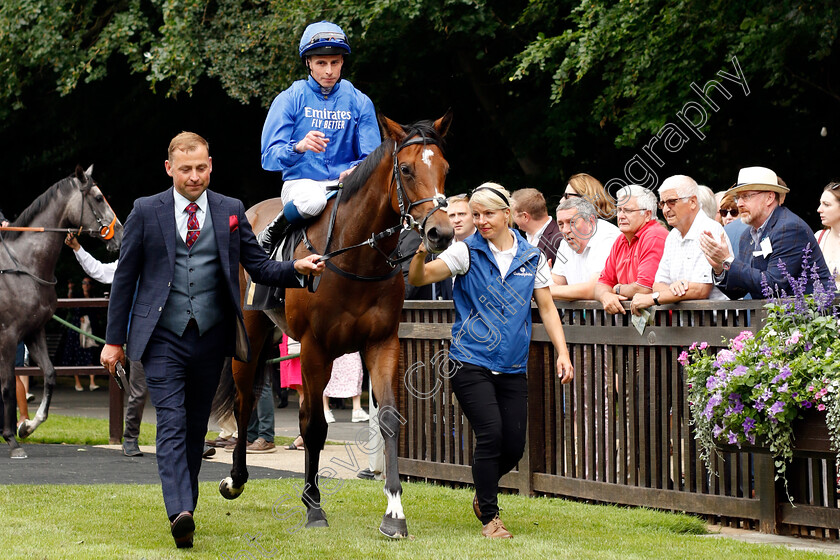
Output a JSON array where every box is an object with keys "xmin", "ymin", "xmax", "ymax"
[{"xmin": 257, "ymin": 211, "xmax": 286, "ymax": 253}]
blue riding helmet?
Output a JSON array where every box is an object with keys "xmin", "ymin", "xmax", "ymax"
[{"xmin": 299, "ymin": 21, "xmax": 351, "ymax": 58}]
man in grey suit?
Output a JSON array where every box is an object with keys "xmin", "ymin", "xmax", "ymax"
[{"xmin": 100, "ymin": 132, "xmax": 323, "ymax": 548}]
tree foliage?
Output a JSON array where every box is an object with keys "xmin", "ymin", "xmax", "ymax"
[{"xmin": 512, "ymin": 0, "xmax": 840, "ymax": 147}]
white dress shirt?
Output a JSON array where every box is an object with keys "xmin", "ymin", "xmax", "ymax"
[{"xmin": 173, "ymin": 189, "xmax": 208, "ymax": 243}]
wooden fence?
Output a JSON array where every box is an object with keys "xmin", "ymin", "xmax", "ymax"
[{"xmin": 396, "ymin": 300, "xmax": 840, "ymax": 538}]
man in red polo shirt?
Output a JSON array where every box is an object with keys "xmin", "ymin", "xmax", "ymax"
[{"xmin": 594, "ymin": 185, "xmax": 668, "ymax": 314}]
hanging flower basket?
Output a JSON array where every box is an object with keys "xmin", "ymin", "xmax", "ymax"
[{"xmin": 683, "ymin": 251, "xmax": 840, "ymax": 496}]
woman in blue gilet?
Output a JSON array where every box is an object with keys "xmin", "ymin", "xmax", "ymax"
[{"xmin": 408, "ymin": 183, "xmax": 574, "ymax": 539}]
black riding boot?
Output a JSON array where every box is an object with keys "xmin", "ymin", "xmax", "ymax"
[{"xmin": 257, "ymin": 211, "xmax": 286, "ymax": 253}]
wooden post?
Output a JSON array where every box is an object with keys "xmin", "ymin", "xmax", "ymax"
[{"xmin": 754, "ymin": 452, "xmax": 779, "ymax": 534}]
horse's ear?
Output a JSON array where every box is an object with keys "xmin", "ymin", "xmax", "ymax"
[
  {"xmin": 377, "ymin": 113, "xmax": 407, "ymax": 143},
  {"xmin": 434, "ymin": 109, "xmax": 453, "ymax": 138},
  {"xmin": 85, "ymin": 164, "xmax": 94, "ymax": 177},
  {"xmin": 74, "ymin": 165, "xmax": 91, "ymax": 191}
]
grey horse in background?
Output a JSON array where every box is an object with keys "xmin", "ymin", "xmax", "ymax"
[{"xmin": 0, "ymin": 166, "xmax": 122, "ymax": 458}]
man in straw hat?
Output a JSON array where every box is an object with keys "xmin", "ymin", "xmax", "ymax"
[{"xmin": 699, "ymin": 166, "xmax": 833, "ymax": 299}]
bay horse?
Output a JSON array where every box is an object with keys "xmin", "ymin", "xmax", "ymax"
[
  {"xmin": 218, "ymin": 112, "xmax": 453, "ymax": 537},
  {"xmin": 0, "ymin": 166, "xmax": 122, "ymax": 458}
]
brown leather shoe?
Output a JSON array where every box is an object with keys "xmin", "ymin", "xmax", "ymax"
[
  {"xmin": 472, "ymin": 494, "xmax": 482, "ymax": 521},
  {"xmin": 481, "ymin": 516, "xmax": 512, "ymax": 539},
  {"xmin": 170, "ymin": 511, "xmax": 195, "ymax": 548}
]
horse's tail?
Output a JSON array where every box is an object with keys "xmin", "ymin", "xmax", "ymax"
[{"xmin": 210, "ymin": 343, "xmax": 273, "ymax": 424}]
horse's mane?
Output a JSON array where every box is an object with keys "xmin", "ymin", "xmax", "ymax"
[
  {"xmin": 2, "ymin": 177, "xmax": 76, "ymax": 241},
  {"xmin": 340, "ymin": 118, "xmax": 446, "ymax": 201}
]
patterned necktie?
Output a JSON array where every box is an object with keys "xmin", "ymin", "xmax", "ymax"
[{"xmin": 185, "ymin": 202, "xmax": 200, "ymax": 248}]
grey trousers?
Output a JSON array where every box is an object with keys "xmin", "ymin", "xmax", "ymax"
[{"xmin": 123, "ymin": 359, "xmax": 148, "ymax": 442}]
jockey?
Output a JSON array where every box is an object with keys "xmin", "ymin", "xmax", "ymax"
[{"xmin": 258, "ymin": 20, "xmax": 380, "ymax": 250}]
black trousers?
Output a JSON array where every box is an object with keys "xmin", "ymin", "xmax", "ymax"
[{"xmin": 451, "ymin": 363, "xmax": 528, "ymax": 524}]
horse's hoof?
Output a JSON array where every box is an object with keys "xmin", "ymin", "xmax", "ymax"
[
  {"xmin": 219, "ymin": 477, "xmax": 244, "ymax": 500},
  {"xmin": 17, "ymin": 420, "xmax": 33, "ymax": 439},
  {"xmin": 379, "ymin": 515, "xmax": 408, "ymax": 539},
  {"xmin": 305, "ymin": 508, "xmax": 329, "ymax": 528},
  {"xmin": 10, "ymin": 448, "xmax": 27, "ymax": 459}
]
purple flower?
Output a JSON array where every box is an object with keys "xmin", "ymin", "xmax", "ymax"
[
  {"xmin": 731, "ymin": 365, "xmax": 748, "ymax": 377},
  {"xmin": 769, "ymin": 401, "xmax": 785, "ymax": 416},
  {"xmin": 726, "ymin": 393, "xmax": 744, "ymax": 415},
  {"xmin": 778, "ymin": 382, "xmax": 789, "ymax": 393},
  {"xmin": 803, "ymin": 401, "xmax": 813, "ymax": 409},
  {"xmin": 713, "ymin": 424, "xmax": 724, "ymax": 438},
  {"xmin": 727, "ymin": 431, "xmax": 738, "ymax": 445},
  {"xmin": 747, "ymin": 433, "xmax": 756, "ymax": 445},
  {"xmin": 743, "ymin": 417, "xmax": 756, "ymax": 434}
]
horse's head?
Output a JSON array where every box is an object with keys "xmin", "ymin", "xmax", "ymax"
[
  {"xmin": 379, "ymin": 112, "xmax": 454, "ymax": 253},
  {"xmin": 72, "ymin": 165, "xmax": 123, "ymax": 252}
]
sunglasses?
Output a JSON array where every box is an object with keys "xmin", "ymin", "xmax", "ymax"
[
  {"xmin": 719, "ymin": 208, "xmax": 739, "ymax": 218},
  {"xmin": 657, "ymin": 196, "xmax": 690, "ymax": 209}
]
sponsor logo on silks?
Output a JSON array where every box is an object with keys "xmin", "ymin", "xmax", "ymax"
[{"xmin": 513, "ymin": 266, "xmax": 532, "ymax": 277}]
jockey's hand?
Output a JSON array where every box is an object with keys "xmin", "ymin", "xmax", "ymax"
[
  {"xmin": 100, "ymin": 344, "xmax": 125, "ymax": 375},
  {"xmin": 64, "ymin": 233, "xmax": 81, "ymax": 251},
  {"xmin": 339, "ymin": 166, "xmax": 357, "ymax": 183},
  {"xmin": 1, "ymin": 220, "xmax": 8, "ymax": 228},
  {"xmin": 294, "ymin": 254, "xmax": 326, "ymax": 276},
  {"xmin": 295, "ymin": 131, "xmax": 329, "ymax": 154}
]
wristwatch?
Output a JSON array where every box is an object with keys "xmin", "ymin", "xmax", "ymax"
[
  {"xmin": 721, "ymin": 256, "xmax": 734, "ymax": 271},
  {"xmin": 651, "ymin": 291, "xmax": 661, "ymax": 306},
  {"xmin": 614, "ymin": 284, "xmax": 621, "ymax": 295}
]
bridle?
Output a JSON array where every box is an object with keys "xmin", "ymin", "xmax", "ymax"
[
  {"xmin": 80, "ymin": 184, "xmax": 118, "ymax": 240},
  {"xmin": 303, "ymin": 134, "xmax": 448, "ymax": 284}
]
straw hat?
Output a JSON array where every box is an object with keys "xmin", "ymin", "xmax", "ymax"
[{"xmin": 726, "ymin": 166, "xmax": 790, "ymax": 195}]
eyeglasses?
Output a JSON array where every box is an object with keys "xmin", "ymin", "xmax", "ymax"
[
  {"xmin": 733, "ymin": 191, "xmax": 764, "ymax": 203},
  {"xmin": 719, "ymin": 208, "xmax": 739, "ymax": 218},
  {"xmin": 616, "ymin": 206, "xmax": 647, "ymax": 215},
  {"xmin": 562, "ymin": 192, "xmax": 582, "ymax": 200},
  {"xmin": 657, "ymin": 196, "xmax": 690, "ymax": 209}
]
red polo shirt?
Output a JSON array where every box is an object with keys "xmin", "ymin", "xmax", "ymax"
[{"xmin": 598, "ymin": 220, "xmax": 668, "ymax": 289}]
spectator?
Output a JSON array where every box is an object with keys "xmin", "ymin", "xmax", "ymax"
[
  {"xmin": 0, "ymin": 207, "xmax": 9, "ymax": 227},
  {"xmin": 278, "ymin": 334, "xmax": 305, "ymax": 451},
  {"xmin": 564, "ymin": 173, "xmax": 616, "ymax": 221},
  {"xmin": 15, "ymin": 342, "xmax": 30, "ymax": 430},
  {"xmin": 550, "ymin": 197, "xmax": 620, "ymax": 301},
  {"xmin": 446, "ymin": 194, "xmax": 476, "ymax": 242},
  {"xmin": 697, "ymin": 185, "xmax": 717, "ymax": 220},
  {"xmin": 56, "ymin": 277, "xmax": 100, "ymax": 391},
  {"xmin": 815, "ymin": 181, "xmax": 840, "ymax": 288},
  {"xmin": 630, "ymin": 175, "xmax": 731, "ymax": 315},
  {"xmin": 719, "ymin": 191, "xmax": 748, "ymax": 260},
  {"xmin": 700, "ymin": 166, "xmax": 833, "ymax": 299},
  {"xmin": 322, "ymin": 352, "xmax": 369, "ymax": 424},
  {"xmin": 594, "ymin": 185, "xmax": 668, "ymax": 314},
  {"xmin": 511, "ymin": 188, "xmax": 563, "ymax": 266}
]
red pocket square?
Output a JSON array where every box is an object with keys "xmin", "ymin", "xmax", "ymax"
[{"xmin": 229, "ymin": 215, "xmax": 239, "ymax": 232}]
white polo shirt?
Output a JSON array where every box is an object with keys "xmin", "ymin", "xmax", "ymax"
[
  {"xmin": 551, "ymin": 219, "xmax": 620, "ymax": 285},
  {"xmin": 655, "ymin": 211, "xmax": 731, "ymax": 300}
]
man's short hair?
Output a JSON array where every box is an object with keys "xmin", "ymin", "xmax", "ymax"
[
  {"xmin": 556, "ymin": 197, "xmax": 598, "ymax": 223},
  {"xmin": 168, "ymin": 132, "xmax": 210, "ymax": 161},
  {"xmin": 510, "ymin": 188, "xmax": 548, "ymax": 219},
  {"xmin": 658, "ymin": 175, "xmax": 699, "ymax": 199},
  {"xmin": 446, "ymin": 193, "xmax": 468, "ymax": 207},
  {"xmin": 617, "ymin": 184, "xmax": 657, "ymax": 213}
]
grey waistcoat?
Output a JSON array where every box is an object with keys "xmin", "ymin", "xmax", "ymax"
[{"xmin": 158, "ymin": 208, "xmax": 226, "ymax": 336}]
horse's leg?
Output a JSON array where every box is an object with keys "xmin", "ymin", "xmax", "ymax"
[
  {"xmin": 0, "ymin": 340, "xmax": 26, "ymax": 458},
  {"xmin": 17, "ymin": 329, "xmax": 55, "ymax": 439},
  {"xmin": 219, "ymin": 311, "xmax": 273, "ymax": 500},
  {"xmin": 299, "ymin": 337, "xmax": 333, "ymax": 528},
  {"xmin": 364, "ymin": 335, "xmax": 407, "ymax": 538}
]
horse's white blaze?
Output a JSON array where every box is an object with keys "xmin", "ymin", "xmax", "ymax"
[
  {"xmin": 422, "ymin": 149, "xmax": 434, "ymax": 168},
  {"xmin": 383, "ymin": 488, "xmax": 405, "ymax": 519}
]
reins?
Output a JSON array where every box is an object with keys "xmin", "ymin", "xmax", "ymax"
[{"xmin": 302, "ymin": 135, "xmax": 448, "ymax": 282}]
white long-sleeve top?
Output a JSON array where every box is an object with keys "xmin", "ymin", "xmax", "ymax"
[{"xmin": 73, "ymin": 245, "xmax": 118, "ymax": 284}]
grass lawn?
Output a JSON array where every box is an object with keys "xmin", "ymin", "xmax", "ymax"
[{"xmin": 0, "ymin": 477, "xmax": 833, "ymax": 560}]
